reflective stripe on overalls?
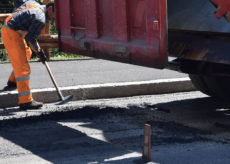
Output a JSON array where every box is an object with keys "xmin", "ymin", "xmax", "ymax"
[{"xmin": 2, "ymin": 4, "xmax": 45, "ymax": 104}]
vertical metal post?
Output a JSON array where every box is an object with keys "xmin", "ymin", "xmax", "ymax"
[
  {"xmin": 133, "ymin": 124, "xmax": 152, "ymax": 164},
  {"xmin": 143, "ymin": 124, "xmax": 151, "ymax": 161}
]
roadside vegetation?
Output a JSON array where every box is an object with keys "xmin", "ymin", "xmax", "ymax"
[{"xmin": 0, "ymin": 0, "xmax": 87, "ymax": 63}]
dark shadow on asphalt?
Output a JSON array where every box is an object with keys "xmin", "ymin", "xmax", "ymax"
[
  {"xmin": 0, "ymin": 86, "xmax": 17, "ymax": 92},
  {"xmin": 0, "ymin": 106, "xmax": 137, "ymax": 163},
  {"xmin": 0, "ymin": 107, "xmax": 26, "ymax": 117},
  {"xmin": 0, "ymin": 110, "xmax": 18, "ymax": 116},
  {"xmin": 0, "ymin": 107, "xmax": 36, "ymax": 117},
  {"xmin": 151, "ymin": 97, "xmax": 230, "ymax": 122},
  {"xmin": 1, "ymin": 97, "xmax": 230, "ymax": 163}
]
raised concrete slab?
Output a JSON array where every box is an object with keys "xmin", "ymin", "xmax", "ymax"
[
  {"xmin": 0, "ymin": 59, "xmax": 197, "ymax": 108},
  {"xmin": 0, "ymin": 78, "xmax": 196, "ymax": 108}
]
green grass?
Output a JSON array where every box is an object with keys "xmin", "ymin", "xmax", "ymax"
[{"xmin": 0, "ymin": 49, "xmax": 89, "ymax": 63}]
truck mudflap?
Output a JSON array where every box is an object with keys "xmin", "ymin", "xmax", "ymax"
[{"xmin": 54, "ymin": 0, "xmax": 168, "ymax": 69}]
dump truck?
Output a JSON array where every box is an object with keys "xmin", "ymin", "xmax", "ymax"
[{"xmin": 54, "ymin": 0, "xmax": 230, "ymax": 99}]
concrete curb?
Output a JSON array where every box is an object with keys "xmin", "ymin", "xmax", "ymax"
[{"xmin": 0, "ymin": 77, "xmax": 197, "ymax": 108}]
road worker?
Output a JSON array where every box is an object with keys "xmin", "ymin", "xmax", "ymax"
[{"xmin": 1, "ymin": 1, "xmax": 55, "ymax": 109}]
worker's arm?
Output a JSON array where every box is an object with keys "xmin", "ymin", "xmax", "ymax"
[
  {"xmin": 36, "ymin": 49, "xmax": 48, "ymax": 64},
  {"xmin": 28, "ymin": 41, "xmax": 48, "ymax": 64},
  {"xmin": 25, "ymin": 15, "xmax": 47, "ymax": 63},
  {"xmin": 25, "ymin": 24, "xmax": 45, "ymax": 52},
  {"xmin": 27, "ymin": 41, "xmax": 40, "ymax": 53},
  {"xmin": 25, "ymin": 9, "xmax": 45, "ymax": 49}
]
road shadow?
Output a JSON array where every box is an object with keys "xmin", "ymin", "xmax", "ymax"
[
  {"xmin": 0, "ymin": 86, "xmax": 17, "ymax": 93},
  {"xmin": 1, "ymin": 97, "xmax": 230, "ymax": 163},
  {"xmin": 0, "ymin": 106, "xmax": 142, "ymax": 164},
  {"xmin": 147, "ymin": 96, "xmax": 230, "ymax": 133}
]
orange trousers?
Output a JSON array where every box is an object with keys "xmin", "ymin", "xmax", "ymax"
[{"xmin": 1, "ymin": 25, "xmax": 33, "ymax": 104}]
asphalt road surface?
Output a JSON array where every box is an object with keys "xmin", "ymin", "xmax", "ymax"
[
  {"xmin": 0, "ymin": 59, "xmax": 187, "ymax": 89},
  {"xmin": 1, "ymin": 91, "xmax": 230, "ymax": 164}
]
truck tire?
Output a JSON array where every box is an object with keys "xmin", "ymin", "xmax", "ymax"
[
  {"xmin": 189, "ymin": 75, "xmax": 216, "ymax": 97},
  {"xmin": 204, "ymin": 76, "xmax": 230, "ymax": 100}
]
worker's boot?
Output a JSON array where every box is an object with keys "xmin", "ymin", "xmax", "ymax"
[
  {"xmin": 7, "ymin": 80, "xmax": 17, "ymax": 87},
  {"xmin": 20, "ymin": 100, "xmax": 43, "ymax": 109}
]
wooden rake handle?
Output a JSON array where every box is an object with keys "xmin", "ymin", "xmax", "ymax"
[{"xmin": 44, "ymin": 61, "xmax": 65, "ymax": 101}]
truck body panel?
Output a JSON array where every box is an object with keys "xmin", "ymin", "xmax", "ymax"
[
  {"xmin": 55, "ymin": 0, "xmax": 230, "ymax": 69},
  {"xmin": 55, "ymin": 0, "xmax": 168, "ymax": 69}
]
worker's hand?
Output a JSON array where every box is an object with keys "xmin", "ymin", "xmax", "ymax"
[{"xmin": 36, "ymin": 49, "xmax": 48, "ymax": 64}]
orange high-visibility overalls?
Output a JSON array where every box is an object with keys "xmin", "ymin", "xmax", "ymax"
[{"xmin": 2, "ymin": 4, "xmax": 45, "ymax": 104}]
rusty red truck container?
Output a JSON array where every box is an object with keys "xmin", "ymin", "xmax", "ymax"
[{"xmin": 54, "ymin": 0, "xmax": 230, "ymax": 99}]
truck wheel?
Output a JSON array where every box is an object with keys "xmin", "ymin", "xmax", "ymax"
[
  {"xmin": 189, "ymin": 75, "xmax": 216, "ymax": 97},
  {"xmin": 204, "ymin": 76, "xmax": 230, "ymax": 99}
]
